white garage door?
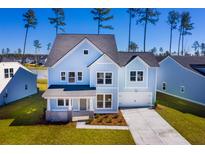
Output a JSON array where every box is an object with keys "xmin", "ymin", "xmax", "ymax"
[{"xmin": 119, "ymin": 92, "xmax": 152, "ymax": 107}]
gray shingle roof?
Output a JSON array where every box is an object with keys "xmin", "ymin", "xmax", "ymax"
[
  {"xmin": 45, "ymin": 34, "xmax": 118, "ymax": 67},
  {"xmin": 45, "ymin": 34, "xmax": 159, "ymax": 67}
]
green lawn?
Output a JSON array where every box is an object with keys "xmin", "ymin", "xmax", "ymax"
[
  {"xmin": 0, "ymin": 93, "xmax": 134, "ymax": 145},
  {"xmin": 37, "ymin": 79, "xmax": 48, "ymax": 91},
  {"xmin": 156, "ymin": 92, "xmax": 205, "ymax": 145}
]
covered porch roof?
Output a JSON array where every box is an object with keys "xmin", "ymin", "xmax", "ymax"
[{"xmin": 42, "ymin": 85, "xmax": 96, "ymax": 98}]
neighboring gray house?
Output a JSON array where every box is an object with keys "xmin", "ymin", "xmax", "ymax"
[
  {"xmin": 0, "ymin": 62, "xmax": 37, "ymax": 106},
  {"xmin": 42, "ymin": 34, "xmax": 159, "ymax": 122},
  {"xmin": 157, "ymin": 56, "xmax": 205, "ymax": 106}
]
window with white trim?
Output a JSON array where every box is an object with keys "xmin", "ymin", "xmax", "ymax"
[
  {"xmin": 137, "ymin": 71, "xmax": 143, "ymax": 81},
  {"xmin": 68, "ymin": 72, "xmax": 75, "ymax": 83},
  {"xmin": 57, "ymin": 99, "xmax": 64, "ymax": 106},
  {"xmin": 97, "ymin": 94, "xmax": 112, "ymax": 109},
  {"xmin": 97, "ymin": 73, "xmax": 104, "ymax": 84},
  {"xmin": 97, "ymin": 72, "xmax": 112, "ymax": 85},
  {"xmin": 130, "ymin": 71, "xmax": 136, "ymax": 81},
  {"xmin": 180, "ymin": 86, "xmax": 185, "ymax": 93},
  {"xmin": 84, "ymin": 49, "xmax": 88, "ymax": 55},
  {"xmin": 60, "ymin": 72, "xmax": 66, "ymax": 81},
  {"xmin": 4, "ymin": 69, "xmax": 9, "ymax": 78},
  {"xmin": 105, "ymin": 73, "xmax": 112, "ymax": 84},
  {"xmin": 162, "ymin": 82, "xmax": 166, "ymax": 91},
  {"xmin": 9, "ymin": 68, "xmax": 14, "ymax": 77},
  {"xmin": 77, "ymin": 72, "xmax": 83, "ymax": 81},
  {"xmin": 97, "ymin": 94, "xmax": 104, "ymax": 108}
]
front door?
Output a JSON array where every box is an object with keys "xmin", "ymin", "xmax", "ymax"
[{"xmin": 80, "ymin": 99, "xmax": 87, "ymax": 111}]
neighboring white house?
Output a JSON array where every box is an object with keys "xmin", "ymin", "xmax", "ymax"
[
  {"xmin": 157, "ymin": 56, "xmax": 205, "ymax": 106},
  {"xmin": 42, "ymin": 34, "xmax": 159, "ymax": 122},
  {"xmin": 0, "ymin": 62, "xmax": 37, "ymax": 106}
]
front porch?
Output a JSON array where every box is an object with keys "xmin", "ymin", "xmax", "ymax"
[
  {"xmin": 45, "ymin": 97, "xmax": 95, "ymax": 122},
  {"xmin": 42, "ymin": 85, "xmax": 96, "ymax": 122}
]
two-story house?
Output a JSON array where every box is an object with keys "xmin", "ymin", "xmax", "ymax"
[{"xmin": 42, "ymin": 34, "xmax": 159, "ymax": 122}]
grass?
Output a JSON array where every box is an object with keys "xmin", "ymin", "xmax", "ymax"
[
  {"xmin": 37, "ymin": 79, "xmax": 48, "ymax": 91},
  {"xmin": 0, "ymin": 93, "xmax": 134, "ymax": 145},
  {"xmin": 87, "ymin": 111, "xmax": 127, "ymax": 126},
  {"xmin": 156, "ymin": 92, "xmax": 205, "ymax": 145}
]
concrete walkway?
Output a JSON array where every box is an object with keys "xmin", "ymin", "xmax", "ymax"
[
  {"xmin": 121, "ymin": 108, "xmax": 190, "ymax": 145},
  {"xmin": 76, "ymin": 122, "xmax": 129, "ymax": 130}
]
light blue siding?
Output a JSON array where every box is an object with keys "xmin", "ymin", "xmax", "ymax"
[
  {"xmin": 157, "ymin": 57, "xmax": 205, "ymax": 105},
  {"xmin": 89, "ymin": 55, "xmax": 119, "ymax": 112},
  {"xmin": 0, "ymin": 68, "xmax": 37, "ymax": 106},
  {"xmin": 48, "ymin": 40, "xmax": 102, "ymax": 86},
  {"xmin": 118, "ymin": 57, "xmax": 157, "ymax": 104},
  {"xmin": 125, "ymin": 57, "xmax": 148, "ymax": 88}
]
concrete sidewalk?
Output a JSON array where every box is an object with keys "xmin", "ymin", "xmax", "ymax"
[
  {"xmin": 76, "ymin": 122, "xmax": 129, "ymax": 130},
  {"xmin": 121, "ymin": 108, "xmax": 190, "ymax": 145}
]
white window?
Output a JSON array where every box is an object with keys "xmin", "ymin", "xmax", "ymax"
[
  {"xmin": 130, "ymin": 71, "xmax": 136, "ymax": 81},
  {"xmin": 97, "ymin": 94, "xmax": 112, "ymax": 109},
  {"xmin": 77, "ymin": 72, "xmax": 83, "ymax": 81},
  {"xmin": 105, "ymin": 73, "xmax": 112, "ymax": 84},
  {"xmin": 97, "ymin": 94, "xmax": 104, "ymax": 108},
  {"xmin": 68, "ymin": 72, "xmax": 75, "ymax": 83},
  {"xmin": 180, "ymin": 86, "xmax": 185, "ymax": 93},
  {"xmin": 137, "ymin": 71, "xmax": 144, "ymax": 81},
  {"xmin": 162, "ymin": 82, "xmax": 166, "ymax": 91},
  {"xmin": 97, "ymin": 72, "xmax": 112, "ymax": 85},
  {"xmin": 9, "ymin": 68, "xmax": 14, "ymax": 77},
  {"xmin": 84, "ymin": 49, "xmax": 88, "ymax": 55},
  {"xmin": 60, "ymin": 72, "xmax": 66, "ymax": 81},
  {"xmin": 4, "ymin": 69, "xmax": 9, "ymax": 78},
  {"xmin": 97, "ymin": 73, "xmax": 104, "ymax": 84},
  {"xmin": 57, "ymin": 99, "xmax": 64, "ymax": 106}
]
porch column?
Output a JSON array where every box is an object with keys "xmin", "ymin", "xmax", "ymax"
[
  {"xmin": 89, "ymin": 97, "xmax": 94, "ymax": 111},
  {"xmin": 47, "ymin": 99, "xmax": 51, "ymax": 111},
  {"xmin": 68, "ymin": 98, "xmax": 72, "ymax": 111}
]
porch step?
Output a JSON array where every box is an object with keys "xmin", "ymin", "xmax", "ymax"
[{"xmin": 72, "ymin": 116, "xmax": 89, "ymax": 121}]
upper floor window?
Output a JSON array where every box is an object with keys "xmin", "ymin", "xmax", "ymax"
[
  {"xmin": 137, "ymin": 71, "xmax": 143, "ymax": 81},
  {"xmin": 4, "ymin": 69, "xmax": 9, "ymax": 78},
  {"xmin": 130, "ymin": 71, "xmax": 144, "ymax": 82},
  {"xmin": 68, "ymin": 72, "xmax": 75, "ymax": 83},
  {"xmin": 130, "ymin": 71, "xmax": 136, "ymax": 81},
  {"xmin": 180, "ymin": 86, "xmax": 185, "ymax": 93},
  {"xmin": 97, "ymin": 72, "xmax": 112, "ymax": 85},
  {"xmin": 84, "ymin": 49, "xmax": 88, "ymax": 55},
  {"xmin": 60, "ymin": 72, "xmax": 66, "ymax": 81},
  {"xmin": 97, "ymin": 73, "xmax": 104, "ymax": 84},
  {"xmin": 162, "ymin": 82, "xmax": 166, "ymax": 91},
  {"xmin": 105, "ymin": 73, "xmax": 112, "ymax": 84},
  {"xmin": 9, "ymin": 68, "xmax": 14, "ymax": 77},
  {"xmin": 4, "ymin": 68, "xmax": 14, "ymax": 78},
  {"xmin": 77, "ymin": 72, "xmax": 83, "ymax": 81}
]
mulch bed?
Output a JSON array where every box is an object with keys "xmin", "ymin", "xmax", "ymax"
[{"xmin": 86, "ymin": 111, "xmax": 127, "ymax": 126}]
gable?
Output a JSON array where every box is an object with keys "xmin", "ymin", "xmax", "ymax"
[
  {"xmin": 125, "ymin": 56, "xmax": 149, "ymax": 70},
  {"xmin": 88, "ymin": 54, "xmax": 119, "ymax": 68},
  {"xmin": 51, "ymin": 39, "xmax": 103, "ymax": 69}
]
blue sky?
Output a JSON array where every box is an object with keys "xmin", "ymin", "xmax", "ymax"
[{"xmin": 0, "ymin": 8, "xmax": 205, "ymax": 54}]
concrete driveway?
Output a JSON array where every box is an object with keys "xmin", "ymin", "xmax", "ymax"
[{"xmin": 121, "ymin": 108, "xmax": 190, "ymax": 145}]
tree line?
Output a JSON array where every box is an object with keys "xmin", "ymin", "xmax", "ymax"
[{"xmin": 1, "ymin": 8, "xmax": 204, "ymax": 63}]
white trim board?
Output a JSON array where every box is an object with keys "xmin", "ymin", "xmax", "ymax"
[{"xmin": 157, "ymin": 90, "xmax": 205, "ymax": 107}]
